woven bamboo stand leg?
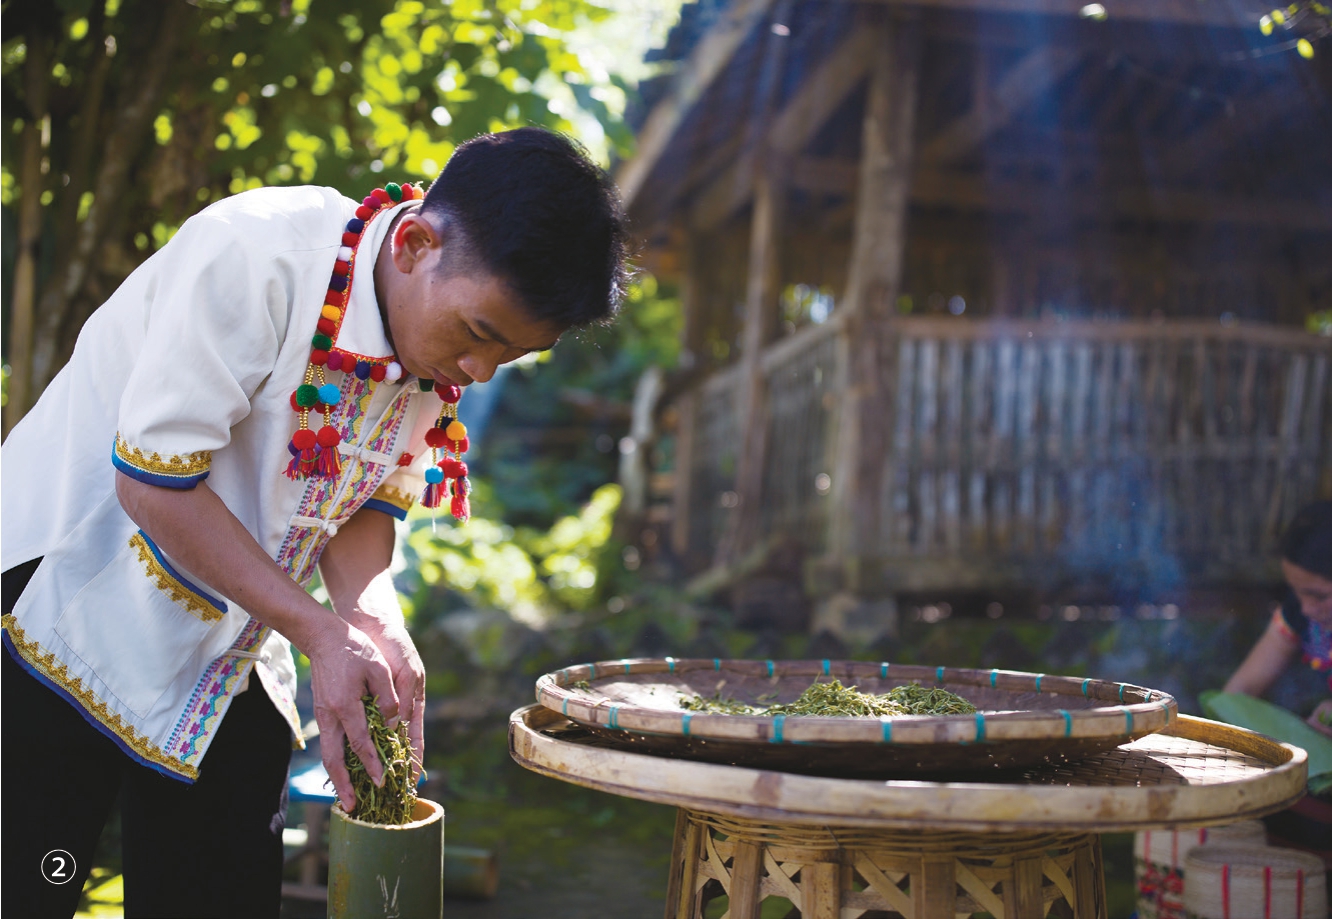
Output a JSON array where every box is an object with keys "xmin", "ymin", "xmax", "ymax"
[{"xmin": 665, "ymin": 809, "xmax": 1108, "ymax": 919}]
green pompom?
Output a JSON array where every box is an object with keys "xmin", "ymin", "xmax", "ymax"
[
  {"xmin": 385, "ymin": 182, "xmax": 402, "ymax": 202},
  {"xmin": 295, "ymin": 384, "xmax": 319, "ymax": 407},
  {"xmin": 311, "ymin": 334, "xmax": 333, "ymax": 351}
]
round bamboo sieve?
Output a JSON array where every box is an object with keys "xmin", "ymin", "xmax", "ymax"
[
  {"xmin": 536, "ymin": 658, "xmax": 1178, "ymax": 774},
  {"xmin": 1183, "ymin": 845, "xmax": 1326, "ymax": 919}
]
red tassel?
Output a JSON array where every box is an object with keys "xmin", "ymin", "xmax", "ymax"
[
  {"xmin": 421, "ymin": 481, "xmax": 445, "ymax": 509},
  {"xmin": 285, "ymin": 448, "xmax": 319, "ymax": 480},
  {"xmin": 450, "ymin": 492, "xmax": 470, "ymax": 522},
  {"xmin": 316, "ymin": 444, "xmax": 341, "ymax": 477}
]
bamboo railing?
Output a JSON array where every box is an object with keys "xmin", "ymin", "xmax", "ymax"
[{"xmin": 681, "ymin": 318, "xmax": 1332, "ymax": 589}]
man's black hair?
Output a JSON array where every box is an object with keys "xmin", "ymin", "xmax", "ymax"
[
  {"xmin": 1280, "ymin": 500, "xmax": 1332, "ymax": 580},
  {"xmin": 421, "ymin": 127, "xmax": 630, "ymax": 328}
]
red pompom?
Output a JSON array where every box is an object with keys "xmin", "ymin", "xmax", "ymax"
[
  {"xmin": 424, "ymin": 428, "xmax": 448, "ymax": 448},
  {"xmin": 332, "ymin": 260, "xmax": 351, "ymax": 277},
  {"xmin": 397, "ymin": 452, "xmax": 414, "ymax": 467},
  {"xmin": 439, "ymin": 458, "xmax": 467, "ymax": 478},
  {"xmin": 457, "ymin": 436, "xmax": 470, "ymax": 454},
  {"xmin": 438, "ymin": 384, "xmax": 462, "ymax": 404},
  {"xmin": 362, "ymin": 196, "xmax": 378, "ymax": 210},
  {"xmin": 355, "ymin": 205, "xmax": 373, "ymax": 221},
  {"xmin": 369, "ymin": 364, "xmax": 387, "ymax": 382},
  {"xmin": 341, "ymin": 231, "xmax": 359, "ymax": 247},
  {"xmin": 326, "ymin": 352, "xmax": 344, "ymax": 372},
  {"xmin": 292, "ymin": 429, "xmax": 317, "ymax": 450},
  {"xmin": 290, "ymin": 391, "xmax": 303, "ymax": 412},
  {"xmin": 310, "ymin": 349, "xmax": 330, "ymax": 366},
  {"xmin": 371, "ymin": 188, "xmax": 392, "ymax": 204},
  {"xmin": 401, "ymin": 184, "xmax": 416, "ymax": 200},
  {"xmin": 324, "ymin": 290, "xmax": 343, "ymax": 306},
  {"xmin": 317, "ymin": 317, "xmax": 336, "ymax": 336},
  {"xmin": 315, "ymin": 425, "xmax": 341, "ymax": 447}
]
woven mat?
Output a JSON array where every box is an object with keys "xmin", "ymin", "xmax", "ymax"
[{"xmin": 1021, "ymin": 731, "xmax": 1268, "ymax": 788}]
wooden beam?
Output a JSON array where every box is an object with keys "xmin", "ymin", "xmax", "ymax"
[
  {"xmin": 690, "ymin": 25, "xmax": 882, "ymax": 232},
  {"xmin": 1159, "ymin": 84, "xmax": 1310, "ymax": 177},
  {"xmin": 909, "ymin": 168, "xmax": 1332, "ymax": 230},
  {"xmin": 615, "ymin": 0, "xmax": 776, "ymax": 210},
  {"xmin": 785, "ymin": 157, "xmax": 1332, "ymax": 231},
  {"xmin": 918, "ymin": 46, "xmax": 1083, "ymax": 164},
  {"xmin": 872, "ymin": 0, "xmax": 1271, "ymax": 28}
]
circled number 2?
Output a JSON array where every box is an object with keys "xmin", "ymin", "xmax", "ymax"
[{"xmin": 41, "ymin": 849, "xmax": 77, "ymax": 885}]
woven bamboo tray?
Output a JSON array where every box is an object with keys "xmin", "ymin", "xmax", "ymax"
[
  {"xmin": 512, "ymin": 706, "xmax": 1308, "ymax": 832},
  {"xmin": 535, "ymin": 659, "xmax": 1177, "ymax": 775}
]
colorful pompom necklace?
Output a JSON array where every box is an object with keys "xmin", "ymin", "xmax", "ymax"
[
  {"xmin": 418, "ymin": 380, "xmax": 471, "ymax": 522},
  {"xmin": 284, "ymin": 181, "xmax": 472, "ymax": 522}
]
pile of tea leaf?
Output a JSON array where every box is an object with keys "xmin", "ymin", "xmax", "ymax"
[
  {"xmin": 344, "ymin": 696, "xmax": 420, "ymax": 825},
  {"xmin": 681, "ymin": 679, "xmax": 977, "ymax": 717}
]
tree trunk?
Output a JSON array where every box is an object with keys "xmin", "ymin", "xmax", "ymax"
[
  {"xmin": 3, "ymin": 38, "xmax": 51, "ymax": 440},
  {"xmin": 24, "ymin": 1, "xmax": 191, "ymax": 420}
]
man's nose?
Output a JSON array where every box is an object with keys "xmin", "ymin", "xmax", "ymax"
[{"xmin": 457, "ymin": 352, "xmax": 498, "ymax": 384}]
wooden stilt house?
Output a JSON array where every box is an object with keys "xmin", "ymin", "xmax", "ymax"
[{"xmin": 620, "ymin": 0, "xmax": 1332, "ymax": 596}]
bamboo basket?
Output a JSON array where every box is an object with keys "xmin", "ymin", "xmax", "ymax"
[
  {"xmin": 1135, "ymin": 821, "xmax": 1267, "ymax": 919},
  {"xmin": 1183, "ymin": 845, "xmax": 1326, "ymax": 919},
  {"xmin": 536, "ymin": 658, "xmax": 1177, "ymax": 774}
]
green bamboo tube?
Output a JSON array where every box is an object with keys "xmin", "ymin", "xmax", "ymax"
[
  {"xmin": 328, "ymin": 798, "xmax": 443, "ymax": 919},
  {"xmin": 443, "ymin": 846, "xmax": 499, "ymax": 900}
]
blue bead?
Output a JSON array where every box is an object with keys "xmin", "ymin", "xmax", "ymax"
[
  {"xmin": 318, "ymin": 384, "xmax": 342, "ymax": 405},
  {"xmin": 424, "ymin": 467, "xmax": 444, "ymax": 484},
  {"xmin": 346, "ymin": 217, "xmax": 365, "ymax": 234},
  {"xmin": 354, "ymin": 361, "xmax": 372, "ymax": 380}
]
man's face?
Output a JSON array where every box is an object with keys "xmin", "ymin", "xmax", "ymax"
[
  {"xmin": 1283, "ymin": 559, "xmax": 1332, "ymax": 628},
  {"xmin": 378, "ymin": 212, "xmax": 565, "ymax": 388}
]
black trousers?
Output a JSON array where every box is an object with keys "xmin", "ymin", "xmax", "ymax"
[{"xmin": 2, "ymin": 560, "xmax": 293, "ymax": 919}]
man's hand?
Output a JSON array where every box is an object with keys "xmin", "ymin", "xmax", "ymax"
[
  {"xmin": 354, "ymin": 613, "xmax": 427, "ymax": 778},
  {"xmin": 305, "ymin": 618, "xmax": 401, "ymax": 810},
  {"xmin": 318, "ymin": 507, "xmax": 427, "ymax": 781},
  {"xmin": 1308, "ymin": 699, "xmax": 1332, "ymax": 739}
]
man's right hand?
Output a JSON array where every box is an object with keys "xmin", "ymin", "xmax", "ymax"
[{"xmin": 305, "ymin": 619, "xmax": 400, "ymax": 811}]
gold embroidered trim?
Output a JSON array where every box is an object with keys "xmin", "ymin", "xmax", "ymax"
[
  {"xmin": 129, "ymin": 533, "xmax": 225, "ymax": 624},
  {"xmin": 2, "ymin": 614, "xmax": 197, "ymax": 780},
  {"xmin": 372, "ymin": 483, "xmax": 415, "ymax": 511},
  {"xmin": 114, "ymin": 433, "xmax": 211, "ymax": 476}
]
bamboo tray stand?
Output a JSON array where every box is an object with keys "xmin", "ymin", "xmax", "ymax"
[{"xmin": 511, "ymin": 706, "xmax": 1307, "ymax": 919}]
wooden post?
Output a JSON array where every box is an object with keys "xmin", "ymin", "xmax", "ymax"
[
  {"xmin": 667, "ymin": 810, "xmax": 703, "ymax": 919},
  {"xmin": 801, "ymin": 862, "xmax": 843, "ymax": 918},
  {"xmin": 716, "ymin": 165, "xmax": 787, "ymax": 565},
  {"xmin": 828, "ymin": 14, "xmax": 921, "ymax": 581},
  {"xmin": 727, "ymin": 840, "xmax": 765, "ymax": 919},
  {"xmin": 916, "ymin": 857, "xmax": 958, "ymax": 919},
  {"xmin": 671, "ymin": 233, "xmax": 711, "ymax": 561}
]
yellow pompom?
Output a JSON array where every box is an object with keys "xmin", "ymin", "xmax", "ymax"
[
  {"xmin": 1271, "ymin": 8, "xmax": 1285, "ymax": 24},
  {"xmin": 321, "ymin": 304, "xmax": 341, "ymax": 320},
  {"xmin": 1297, "ymin": 38, "xmax": 1315, "ymax": 59},
  {"xmin": 446, "ymin": 420, "xmax": 467, "ymax": 440}
]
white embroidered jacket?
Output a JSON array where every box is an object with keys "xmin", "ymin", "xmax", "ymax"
[{"xmin": 1, "ymin": 186, "xmax": 439, "ymax": 782}]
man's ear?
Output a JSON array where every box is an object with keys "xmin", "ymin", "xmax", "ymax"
[{"xmin": 390, "ymin": 211, "xmax": 442, "ymax": 273}]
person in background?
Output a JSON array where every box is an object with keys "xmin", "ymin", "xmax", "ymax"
[
  {"xmin": 1224, "ymin": 499, "xmax": 1332, "ymax": 736},
  {"xmin": 1223, "ymin": 499, "xmax": 1332, "ymax": 858}
]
